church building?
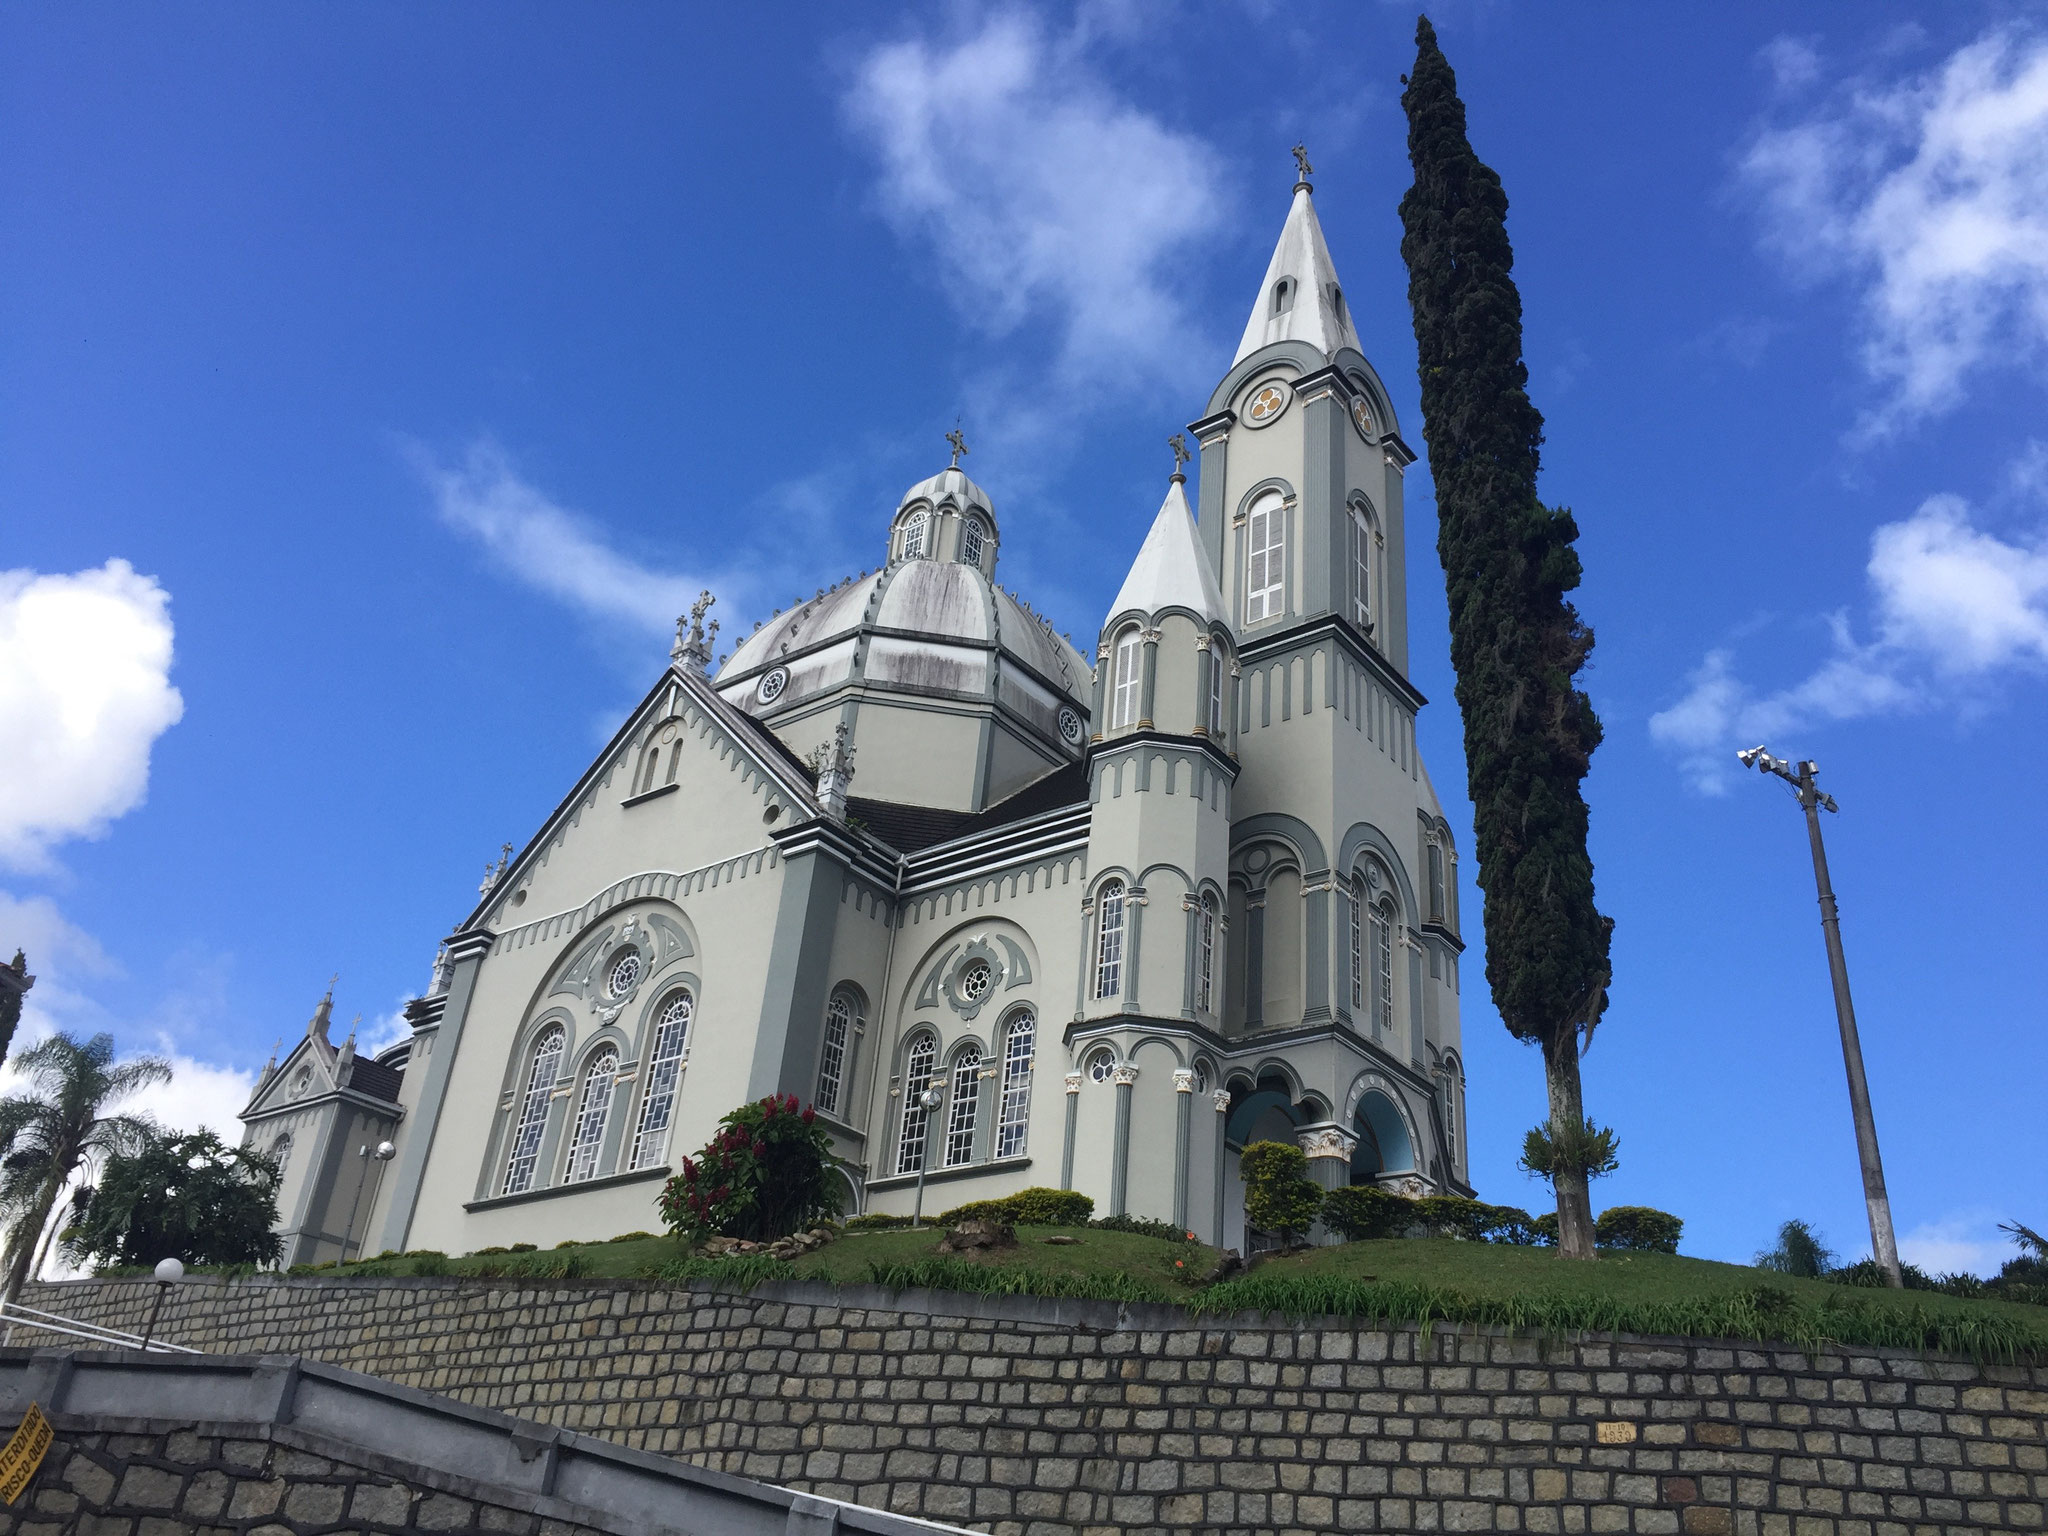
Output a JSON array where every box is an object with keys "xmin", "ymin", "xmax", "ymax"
[{"xmin": 242, "ymin": 172, "xmax": 1472, "ymax": 1263}]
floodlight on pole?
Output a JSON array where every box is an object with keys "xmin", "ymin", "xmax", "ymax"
[
  {"xmin": 909, "ymin": 1086, "xmax": 946, "ymax": 1229},
  {"xmin": 139, "ymin": 1257, "xmax": 184, "ymax": 1352},
  {"xmin": 1735, "ymin": 745, "xmax": 1902, "ymax": 1288}
]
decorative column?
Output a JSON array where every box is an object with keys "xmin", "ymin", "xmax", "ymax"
[
  {"xmin": 1060, "ymin": 1071, "xmax": 1082, "ymax": 1189},
  {"xmin": 1171, "ymin": 1069, "xmax": 1195, "ymax": 1232},
  {"xmin": 1124, "ymin": 886, "xmax": 1146, "ymax": 1013},
  {"xmin": 1138, "ymin": 626, "xmax": 1162, "ymax": 728},
  {"xmin": 1296, "ymin": 1125, "xmax": 1358, "ymax": 1193},
  {"xmin": 1211, "ymin": 1088, "xmax": 1232, "ymax": 1248},
  {"xmin": 1109, "ymin": 1063, "xmax": 1139, "ymax": 1217},
  {"xmin": 1193, "ymin": 637, "xmax": 1213, "ymax": 739}
]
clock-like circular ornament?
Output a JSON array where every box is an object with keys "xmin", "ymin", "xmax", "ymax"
[
  {"xmin": 756, "ymin": 666, "xmax": 789, "ymax": 705},
  {"xmin": 1057, "ymin": 706, "xmax": 1083, "ymax": 745},
  {"xmin": 1244, "ymin": 380, "xmax": 1291, "ymax": 427},
  {"xmin": 1351, "ymin": 395, "xmax": 1375, "ymax": 439}
]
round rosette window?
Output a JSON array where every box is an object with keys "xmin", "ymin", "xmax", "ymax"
[
  {"xmin": 606, "ymin": 947, "xmax": 643, "ymax": 999},
  {"xmin": 1244, "ymin": 379, "xmax": 1290, "ymax": 427},
  {"xmin": 1057, "ymin": 706, "xmax": 1083, "ymax": 745},
  {"xmin": 756, "ymin": 666, "xmax": 790, "ymax": 705},
  {"xmin": 959, "ymin": 960, "xmax": 994, "ymax": 1002},
  {"xmin": 1086, "ymin": 1049, "xmax": 1116, "ymax": 1084}
]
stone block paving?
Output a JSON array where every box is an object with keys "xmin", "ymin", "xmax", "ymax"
[{"xmin": 22, "ymin": 1277, "xmax": 2048, "ymax": 1535}]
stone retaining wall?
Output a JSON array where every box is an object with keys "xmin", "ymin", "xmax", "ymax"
[{"xmin": 19, "ymin": 1274, "xmax": 2048, "ymax": 1535}]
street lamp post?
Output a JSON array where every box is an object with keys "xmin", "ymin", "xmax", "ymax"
[
  {"xmin": 138, "ymin": 1257, "xmax": 183, "ymax": 1352},
  {"xmin": 909, "ymin": 1086, "xmax": 945, "ymax": 1229},
  {"xmin": 1736, "ymin": 747, "xmax": 1903, "ymax": 1288},
  {"xmin": 339, "ymin": 1140, "xmax": 397, "ymax": 1265}
]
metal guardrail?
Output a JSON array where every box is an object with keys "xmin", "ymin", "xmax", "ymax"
[{"xmin": 0, "ymin": 1301, "xmax": 202, "ymax": 1354}]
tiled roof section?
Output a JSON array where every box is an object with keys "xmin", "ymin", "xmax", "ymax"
[
  {"xmin": 344, "ymin": 1056, "xmax": 404, "ymax": 1105},
  {"xmin": 848, "ymin": 760, "xmax": 1090, "ymax": 857}
]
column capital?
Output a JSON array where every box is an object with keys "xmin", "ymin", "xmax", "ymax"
[
  {"xmin": 1296, "ymin": 1124, "xmax": 1358, "ymax": 1161},
  {"xmin": 1110, "ymin": 1063, "xmax": 1140, "ymax": 1088},
  {"xmin": 1064, "ymin": 1072, "xmax": 1083, "ymax": 1094},
  {"xmin": 1172, "ymin": 1069, "xmax": 1195, "ymax": 1093},
  {"xmin": 1211, "ymin": 1089, "xmax": 1231, "ymax": 1114}
]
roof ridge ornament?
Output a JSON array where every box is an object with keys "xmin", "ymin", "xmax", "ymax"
[
  {"xmin": 1291, "ymin": 141, "xmax": 1313, "ymax": 193},
  {"xmin": 673, "ymin": 589, "xmax": 719, "ymax": 674}
]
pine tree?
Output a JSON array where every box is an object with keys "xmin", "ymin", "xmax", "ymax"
[{"xmin": 1397, "ymin": 16, "xmax": 1614, "ymax": 1260}]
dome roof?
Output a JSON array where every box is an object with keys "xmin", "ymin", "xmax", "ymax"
[
  {"xmin": 897, "ymin": 465, "xmax": 996, "ymax": 527},
  {"xmin": 716, "ymin": 558, "xmax": 1089, "ymax": 708}
]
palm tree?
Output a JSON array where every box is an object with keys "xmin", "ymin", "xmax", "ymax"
[{"xmin": 0, "ymin": 1032, "xmax": 169, "ymax": 1303}]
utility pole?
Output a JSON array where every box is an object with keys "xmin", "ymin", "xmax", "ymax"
[{"xmin": 1736, "ymin": 747, "xmax": 1903, "ymax": 1288}]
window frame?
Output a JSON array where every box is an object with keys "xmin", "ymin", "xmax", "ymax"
[
  {"xmin": 502, "ymin": 1025, "xmax": 565, "ymax": 1196},
  {"xmin": 995, "ymin": 1009, "xmax": 1035, "ymax": 1159},
  {"xmin": 562, "ymin": 1045, "xmax": 620, "ymax": 1184},
  {"xmin": 816, "ymin": 991, "xmax": 854, "ymax": 1117},
  {"xmin": 1350, "ymin": 504, "xmax": 1374, "ymax": 632},
  {"xmin": 902, "ymin": 508, "xmax": 930, "ymax": 560},
  {"xmin": 895, "ymin": 1033, "xmax": 938, "ymax": 1175},
  {"xmin": 943, "ymin": 1047, "xmax": 982, "ymax": 1167},
  {"xmin": 961, "ymin": 517, "xmax": 986, "ymax": 568},
  {"xmin": 1207, "ymin": 641, "xmax": 1226, "ymax": 736},
  {"xmin": 1244, "ymin": 495, "xmax": 1285, "ymax": 624},
  {"xmin": 1110, "ymin": 628, "xmax": 1142, "ymax": 729},
  {"xmin": 1374, "ymin": 898, "xmax": 1396, "ymax": 1035},
  {"xmin": 629, "ymin": 988, "xmax": 693, "ymax": 1170},
  {"xmin": 1093, "ymin": 880, "xmax": 1126, "ymax": 999},
  {"xmin": 1349, "ymin": 876, "xmax": 1365, "ymax": 1012},
  {"xmin": 1196, "ymin": 894, "xmax": 1218, "ymax": 1013}
]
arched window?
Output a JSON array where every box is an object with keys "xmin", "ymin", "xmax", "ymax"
[
  {"xmin": 995, "ymin": 1010, "xmax": 1034, "ymax": 1158},
  {"xmin": 1440, "ymin": 1059, "xmax": 1461, "ymax": 1156},
  {"xmin": 502, "ymin": 1026, "xmax": 564, "ymax": 1195},
  {"xmin": 563, "ymin": 1047, "xmax": 619, "ymax": 1183},
  {"xmin": 636, "ymin": 744, "xmax": 661, "ymax": 795},
  {"xmin": 1207, "ymin": 643, "xmax": 1226, "ymax": 737},
  {"xmin": 1374, "ymin": 898, "xmax": 1396, "ymax": 1034},
  {"xmin": 817, "ymin": 991, "xmax": 855, "ymax": 1116},
  {"xmin": 1245, "ymin": 495, "xmax": 1284, "ymax": 623},
  {"xmin": 630, "ymin": 988, "xmax": 692, "ymax": 1169},
  {"xmin": 1350, "ymin": 506, "xmax": 1374, "ymax": 631},
  {"xmin": 1271, "ymin": 277, "xmax": 1294, "ymax": 315},
  {"xmin": 943, "ymin": 1048, "xmax": 982, "ymax": 1166},
  {"xmin": 895, "ymin": 1034, "xmax": 937, "ymax": 1174},
  {"xmin": 1427, "ymin": 842, "xmax": 1447, "ymax": 924},
  {"xmin": 1110, "ymin": 628, "xmax": 1142, "ymax": 729},
  {"xmin": 1085, "ymin": 1047, "xmax": 1116, "ymax": 1084},
  {"xmin": 1196, "ymin": 895, "xmax": 1218, "ymax": 1013},
  {"xmin": 269, "ymin": 1134, "xmax": 292, "ymax": 1179},
  {"xmin": 962, "ymin": 518, "xmax": 986, "ymax": 568},
  {"xmin": 1093, "ymin": 880, "xmax": 1126, "ymax": 999},
  {"xmin": 1193, "ymin": 1059, "xmax": 1211, "ymax": 1095},
  {"xmin": 902, "ymin": 509, "xmax": 929, "ymax": 560},
  {"xmin": 1349, "ymin": 876, "xmax": 1365, "ymax": 1012}
]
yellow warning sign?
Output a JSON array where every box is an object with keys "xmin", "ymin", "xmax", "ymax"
[{"xmin": 0, "ymin": 1402, "xmax": 53, "ymax": 1505}]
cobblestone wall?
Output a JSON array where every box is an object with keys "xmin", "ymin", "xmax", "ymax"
[
  {"xmin": 4, "ymin": 1427, "xmax": 610, "ymax": 1536},
  {"xmin": 20, "ymin": 1274, "xmax": 2048, "ymax": 1535}
]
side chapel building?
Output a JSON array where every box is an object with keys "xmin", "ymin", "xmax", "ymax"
[{"xmin": 241, "ymin": 175, "xmax": 1472, "ymax": 1266}]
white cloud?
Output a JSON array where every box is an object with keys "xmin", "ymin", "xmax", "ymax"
[
  {"xmin": 415, "ymin": 440, "xmax": 717, "ymax": 638},
  {"xmin": 0, "ymin": 560, "xmax": 184, "ymax": 870},
  {"xmin": 844, "ymin": 10, "xmax": 1224, "ymax": 391},
  {"xmin": 1743, "ymin": 26, "xmax": 2048, "ymax": 433},
  {"xmin": 1898, "ymin": 1212, "xmax": 2018, "ymax": 1279},
  {"xmin": 1651, "ymin": 492, "xmax": 2048, "ymax": 790}
]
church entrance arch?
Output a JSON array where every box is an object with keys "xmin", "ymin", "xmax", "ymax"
[{"xmin": 1350, "ymin": 1089, "xmax": 1415, "ymax": 1182}]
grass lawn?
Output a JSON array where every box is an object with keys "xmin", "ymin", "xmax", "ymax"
[{"xmin": 292, "ymin": 1226, "xmax": 2046, "ymax": 1363}]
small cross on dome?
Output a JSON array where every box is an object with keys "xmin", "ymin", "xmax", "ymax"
[
  {"xmin": 1291, "ymin": 142, "xmax": 1313, "ymax": 188},
  {"xmin": 1169, "ymin": 432, "xmax": 1190, "ymax": 481},
  {"xmin": 946, "ymin": 426, "xmax": 969, "ymax": 468}
]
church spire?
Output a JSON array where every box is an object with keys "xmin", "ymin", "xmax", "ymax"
[
  {"xmin": 1105, "ymin": 463, "xmax": 1226, "ymax": 628},
  {"xmin": 1231, "ymin": 163, "xmax": 1362, "ymax": 366}
]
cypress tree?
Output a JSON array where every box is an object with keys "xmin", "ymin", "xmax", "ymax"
[{"xmin": 1397, "ymin": 16, "xmax": 1614, "ymax": 1260}]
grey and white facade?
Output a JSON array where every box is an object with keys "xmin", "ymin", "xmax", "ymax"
[{"xmin": 251, "ymin": 180, "xmax": 1471, "ymax": 1260}]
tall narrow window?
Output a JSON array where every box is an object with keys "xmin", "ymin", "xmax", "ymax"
[
  {"xmin": 816, "ymin": 992, "xmax": 853, "ymax": 1115},
  {"xmin": 1351, "ymin": 508, "xmax": 1373, "ymax": 630},
  {"xmin": 1197, "ymin": 895, "xmax": 1218, "ymax": 1012},
  {"xmin": 1349, "ymin": 877, "xmax": 1365, "ymax": 1011},
  {"xmin": 1374, "ymin": 899, "xmax": 1396, "ymax": 1034},
  {"xmin": 903, "ymin": 510, "xmax": 929, "ymax": 560},
  {"xmin": 1271, "ymin": 278, "xmax": 1294, "ymax": 315},
  {"xmin": 563, "ymin": 1047, "xmax": 619, "ymax": 1183},
  {"xmin": 1110, "ymin": 629, "xmax": 1142, "ymax": 728},
  {"xmin": 630, "ymin": 989, "xmax": 692, "ymax": 1169},
  {"xmin": 1245, "ymin": 497, "xmax": 1284, "ymax": 623},
  {"xmin": 944, "ymin": 1049, "xmax": 982, "ymax": 1166},
  {"xmin": 1094, "ymin": 880, "xmax": 1126, "ymax": 999},
  {"xmin": 1427, "ymin": 842, "xmax": 1447, "ymax": 923},
  {"xmin": 1207, "ymin": 644, "xmax": 1226, "ymax": 736},
  {"xmin": 895, "ymin": 1034, "xmax": 937, "ymax": 1175},
  {"xmin": 1441, "ymin": 1064, "xmax": 1460, "ymax": 1154},
  {"xmin": 996, "ymin": 1011, "xmax": 1035, "ymax": 1157},
  {"xmin": 269, "ymin": 1134, "xmax": 293, "ymax": 1179},
  {"xmin": 962, "ymin": 518, "xmax": 985, "ymax": 567},
  {"xmin": 502, "ymin": 1027, "xmax": 564, "ymax": 1195},
  {"xmin": 636, "ymin": 746, "xmax": 660, "ymax": 795}
]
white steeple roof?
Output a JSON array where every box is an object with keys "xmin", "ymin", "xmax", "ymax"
[
  {"xmin": 1232, "ymin": 185, "xmax": 1362, "ymax": 366},
  {"xmin": 1106, "ymin": 476, "xmax": 1227, "ymax": 626}
]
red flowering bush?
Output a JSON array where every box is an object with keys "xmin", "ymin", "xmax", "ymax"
[{"xmin": 658, "ymin": 1094, "xmax": 843, "ymax": 1241}]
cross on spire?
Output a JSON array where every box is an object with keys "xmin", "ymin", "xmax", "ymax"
[
  {"xmin": 1291, "ymin": 142, "xmax": 1313, "ymax": 188},
  {"xmin": 1169, "ymin": 432, "xmax": 1190, "ymax": 481},
  {"xmin": 672, "ymin": 589, "xmax": 718, "ymax": 672},
  {"xmin": 945, "ymin": 426, "xmax": 969, "ymax": 468}
]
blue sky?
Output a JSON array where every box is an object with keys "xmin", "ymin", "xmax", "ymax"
[{"xmin": 5, "ymin": 2, "xmax": 2044, "ymax": 1275}]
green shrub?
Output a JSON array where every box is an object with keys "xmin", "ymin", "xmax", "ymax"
[
  {"xmin": 1533, "ymin": 1212, "xmax": 1560, "ymax": 1246},
  {"xmin": 554, "ymin": 1240, "xmax": 580, "ymax": 1250},
  {"xmin": 935, "ymin": 1198, "xmax": 1016, "ymax": 1226},
  {"xmin": 660, "ymin": 1093, "xmax": 844, "ymax": 1242},
  {"xmin": 1595, "ymin": 1206, "xmax": 1683, "ymax": 1254},
  {"xmin": 1321, "ymin": 1185, "xmax": 1417, "ymax": 1241},
  {"xmin": 408, "ymin": 1250, "xmax": 450, "ymax": 1276},
  {"xmin": 509, "ymin": 1242, "xmax": 537, "ymax": 1253},
  {"xmin": 1756, "ymin": 1219, "xmax": 1834, "ymax": 1278},
  {"xmin": 1241, "ymin": 1141, "xmax": 1322, "ymax": 1243},
  {"xmin": 934, "ymin": 1187, "xmax": 1095, "ymax": 1229},
  {"xmin": 845, "ymin": 1212, "xmax": 912, "ymax": 1232},
  {"xmin": 471, "ymin": 1245, "xmax": 510, "ymax": 1257},
  {"xmin": 1087, "ymin": 1214, "xmax": 1188, "ymax": 1241},
  {"xmin": 609, "ymin": 1231, "xmax": 656, "ymax": 1243}
]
